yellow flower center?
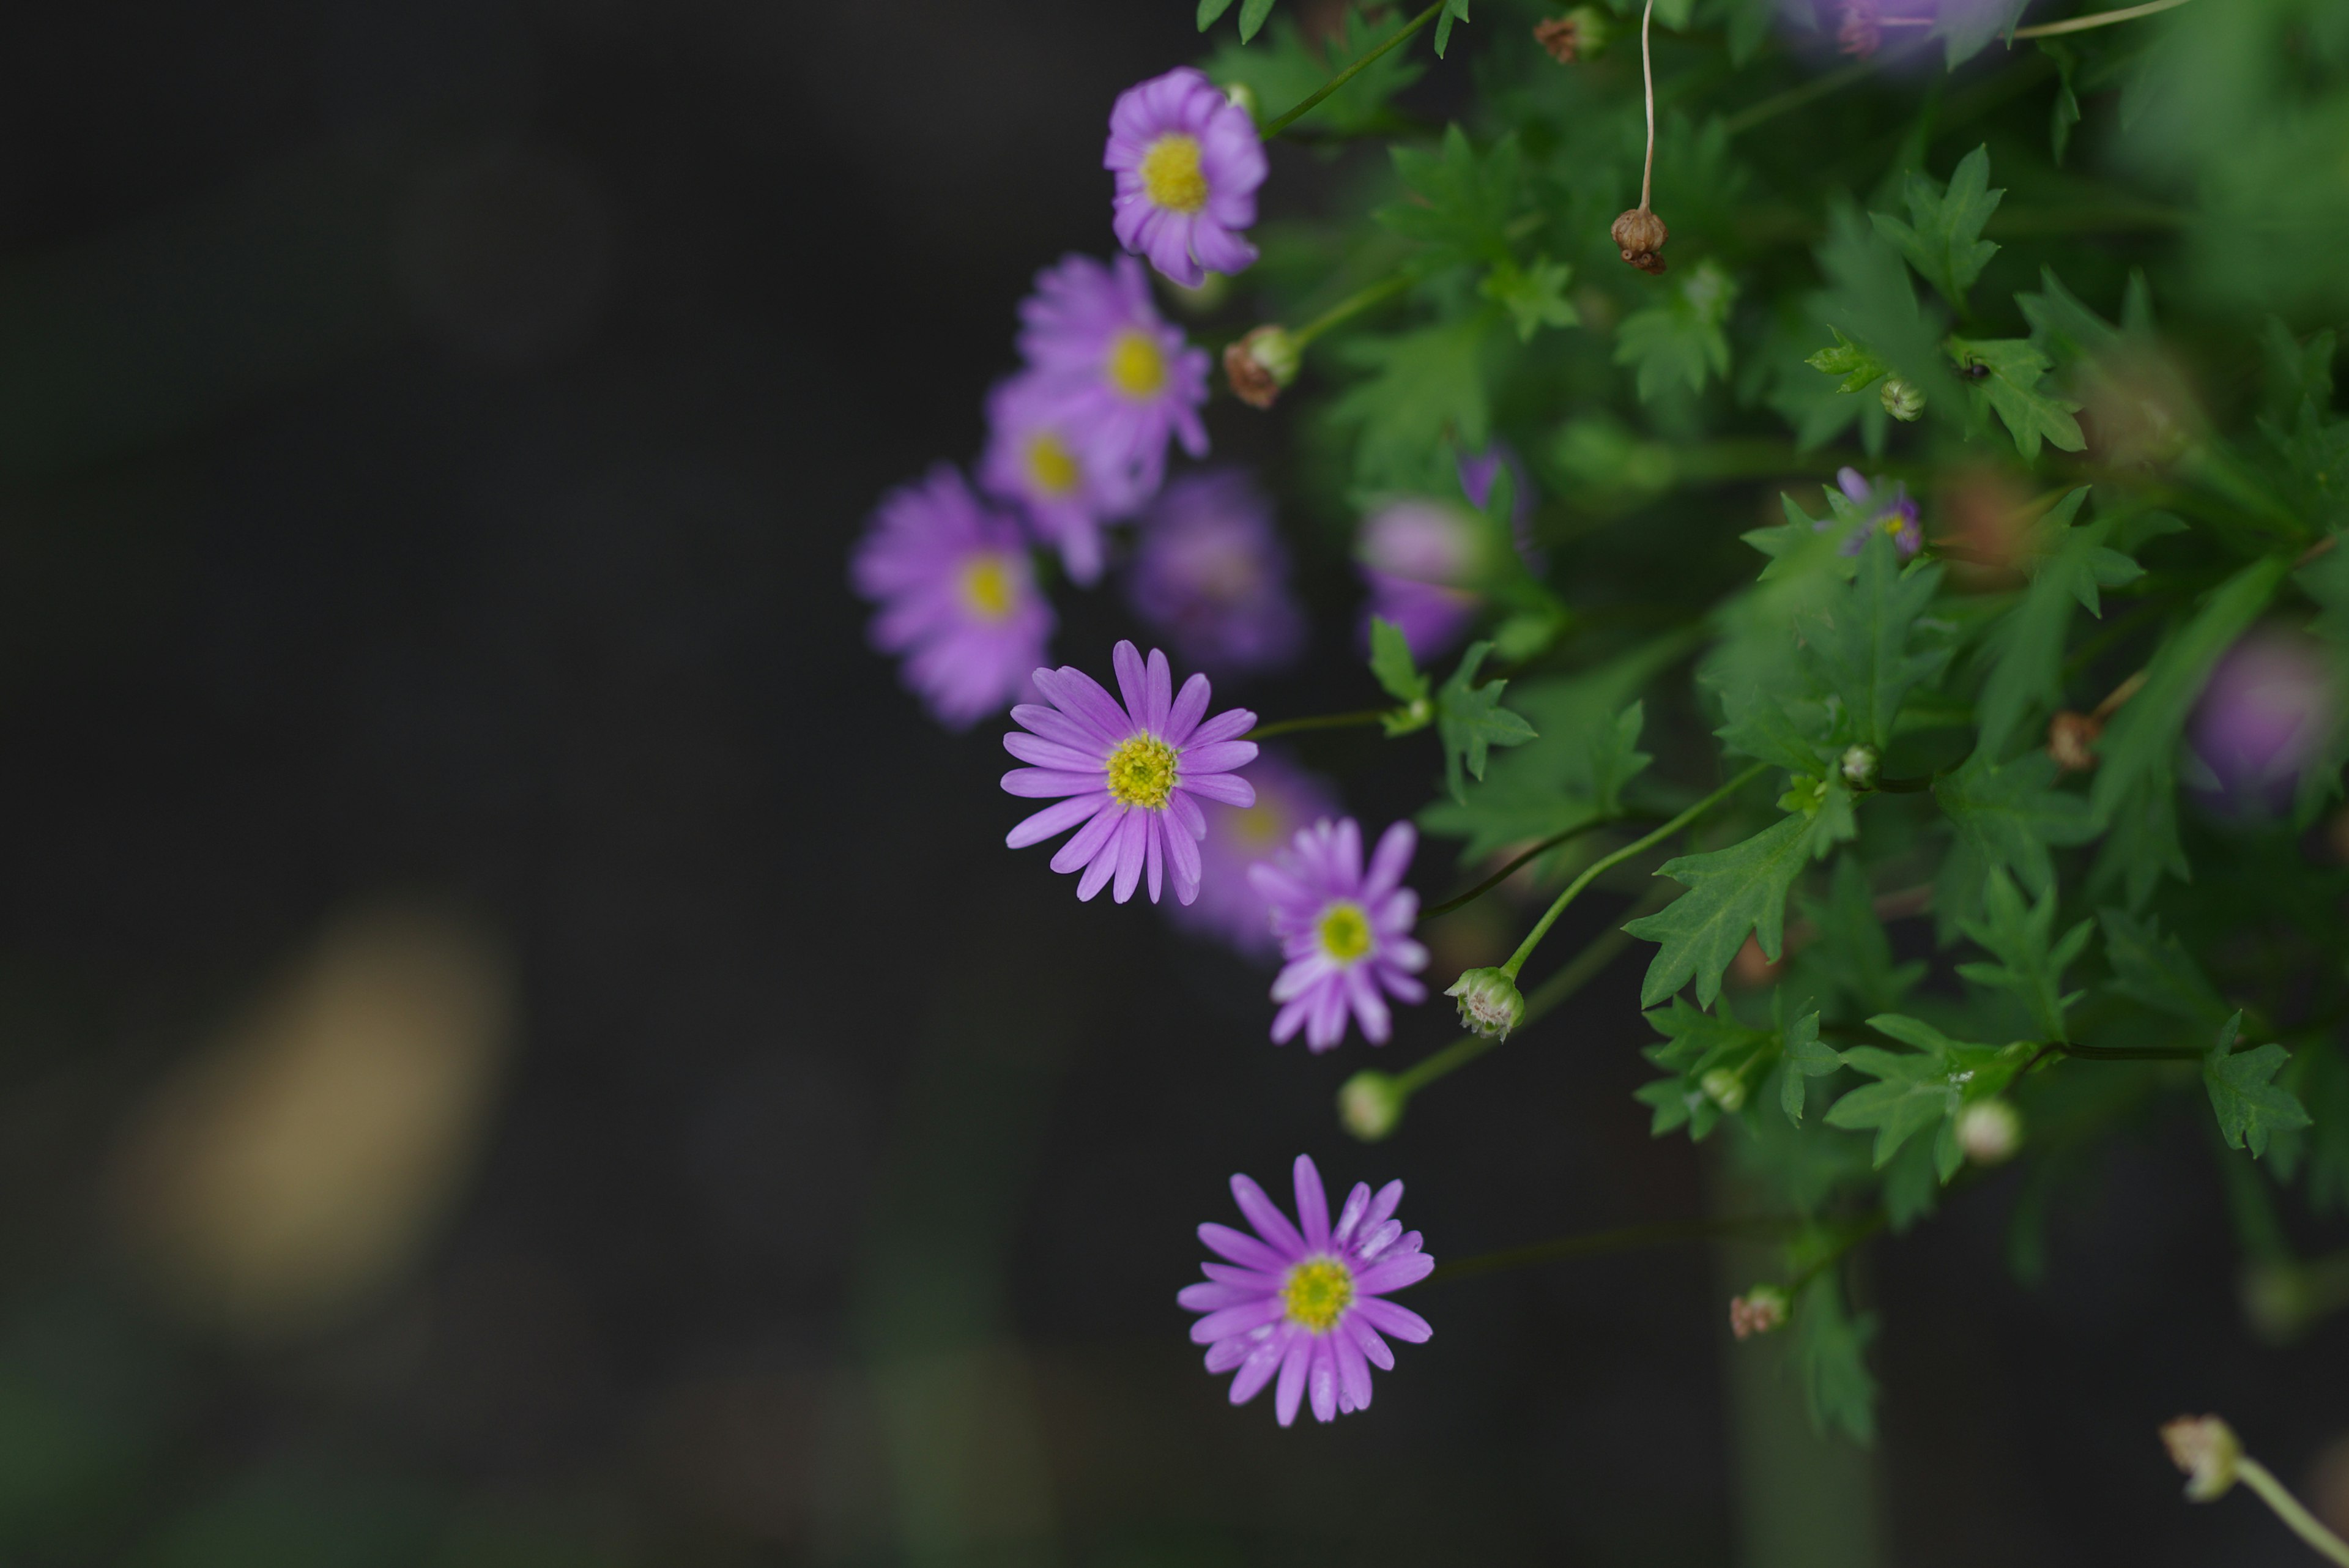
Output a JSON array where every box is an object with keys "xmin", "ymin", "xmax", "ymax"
[
  {"xmin": 1882, "ymin": 515, "xmax": 1906, "ymax": 536},
  {"xmin": 1105, "ymin": 735, "xmax": 1178, "ymax": 809},
  {"xmin": 959, "ymin": 554, "xmax": 1018, "ymax": 621},
  {"xmin": 1025, "ymin": 432, "xmax": 1079, "ymax": 498},
  {"xmin": 1280, "ymin": 1257, "xmax": 1354, "ymax": 1334},
  {"xmin": 1317, "ymin": 901, "xmax": 1373, "ymax": 963},
  {"xmin": 1139, "ymin": 133, "xmax": 1208, "ymax": 214},
  {"xmin": 1107, "ymin": 329, "xmax": 1167, "ymax": 399}
]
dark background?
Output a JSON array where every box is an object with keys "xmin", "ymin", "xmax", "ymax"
[{"xmin": 0, "ymin": 1, "xmax": 2342, "ymax": 1564}]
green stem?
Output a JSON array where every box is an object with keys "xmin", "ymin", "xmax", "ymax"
[
  {"xmin": 1422, "ymin": 816, "xmax": 1653, "ymax": 920},
  {"xmin": 1261, "ymin": 3, "xmax": 1442, "ymax": 138},
  {"xmin": 1499, "ymin": 763, "xmax": 1770, "ymax": 981},
  {"xmin": 2237, "ymin": 1459, "xmax": 2349, "ymax": 1568},
  {"xmin": 1244, "ymin": 708, "xmax": 1393, "ymax": 741},
  {"xmin": 1424, "ymin": 1216, "xmax": 1800, "ymax": 1286},
  {"xmin": 1720, "ymin": 54, "xmax": 1883, "ymax": 138},
  {"xmin": 1291, "ymin": 273, "xmax": 1412, "ymax": 348},
  {"xmin": 2013, "ymin": 0, "xmax": 2191, "ymax": 39}
]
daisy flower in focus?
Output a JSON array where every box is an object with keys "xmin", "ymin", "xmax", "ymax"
[
  {"xmin": 1000, "ymin": 640, "xmax": 1257, "ymax": 905},
  {"xmin": 1180, "ymin": 1153, "xmax": 1434, "ymax": 1426},
  {"xmin": 852, "ymin": 466, "xmax": 1053, "ymax": 729},
  {"xmin": 1164, "ymin": 751, "xmax": 1339, "ymax": 960},
  {"xmin": 1125, "ymin": 469, "xmax": 1306, "ymax": 677},
  {"xmin": 979, "ymin": 371, "xmax": 1141, "ymax": 586},
  {"xmin": 1249, "ymin": 818, "xmax": 1428, "ymax": 1050},
  {"xmin": 1105, "ymin": 65, "xmax": 1267, "ymax": 289},
  {"xmin": 1017, "ymin": 253, "xmax": 1209, "ymax": 498}
]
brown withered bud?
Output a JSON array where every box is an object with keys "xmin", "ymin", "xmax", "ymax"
[
  {"xmin": 1611, "ymin": 207, "xmax": 1669, "ymax": 275},
  {"xmin": 1837, "ymin": 0, "xmax": 1882, "ymax": 58},
  {"xmin": 2047, "ymin": 711, "xmax": 2102, "ymax": 773},
  {"xmin": 1534, "ymin": 16, "xmax": 1579, "ymax": 61},
  {"xmin": 1221, "ymin": 325, "xmax": 1298, "ymax": 411}
]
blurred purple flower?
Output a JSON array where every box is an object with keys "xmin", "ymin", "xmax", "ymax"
[
  {"xmin": 1124, "ymin": 469, "xmax": 1306, "ymax": 676},
  {"xmin": 1017, "ymin": 253, "xmax": 1209, "ymax": 502},
  {"xmin": 1831, "ymin": 467, "xmax": 1921, "ymax": 557},
  {"xmin": 1249, "ymin": 818, "xmax": 1428, "ymax": 1050},
  {"xmin": 1356, "ymin": 499, "xmax": 1483, "ymax": 660},
  {"xmin": 1106, "ymin": 66, "xmax": 1266, "ymax": 289},
  {"xmin": 1165, "ymin": 751, "xmax": 1340, "ymax": 959},
  {"xmin": 979, "ymin": 371, "xmax": 1141, "ymax": 587},
  {"xmin": 1000, "ymin": 640, "xmax": 1258, "ymax": 905},
  {"xmin": 2188, "ymin": 628, "xmax": 2341, "ymax": 816},
  {"xmin": 852, "ymin": 466, "xmax": 1053, "ymax": 730},
  {"xmin": 1456, "ymin": 441, "xmax": 1547, "ymax": 573},
  {"xmin": 1179, "ymin": 1154, "xmax": 1434, "ymax": 1426}
]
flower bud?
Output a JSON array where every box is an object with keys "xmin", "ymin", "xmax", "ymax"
[
  {"xmin": 1839, "ymin": 744, "xmax": 1879, "ymax": 787},
  {"xmin": 2161, "ymin": 1415, "xmax": 2242, "ymax": 1502},
  {"xmin": 1446, "ymin": 967, "xmax": 1526, "ymax": 1041},
  {"xmin": 1610, "ymin": 208, "xmax": 1669, "ymax": 275},
  {"xmin": 1880, "ymin": 376, "xmax": 1925, "ymax": 422},
  {"xmin": 1223, "ymin": 81, "xmax": 1260, "ymax": 125},
  {"xmin": 1957, "ymin": 1099, "xmax": 2022, "ymax": 1165},
  {"xmin": 1533, "ymin": 7, "xmax": 1608, "ymax": 62},
  {"xmin": 2047, "ymin": 710, "xmax": 2102, "ymax": 773},
  {"xmin": 1338, "ymin": 1069, "xmax": 1407, "ymax": 1143},
  {"xmin": 1729, "ymin": 1284, "xmax": 1790, "ymax": 1340},
  {"xmin": 1700, "ymin": 1067, "xmax": 1748, "ymax": 1113},
  {"xmin": 1223, "ymin": 325, "xmax": 1300, "ymax": 411}
]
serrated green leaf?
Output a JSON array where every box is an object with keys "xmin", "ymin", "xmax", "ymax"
[
  {"xmin": 1434, "ymin": 641, "xmax": 1536, "ymax": 804},
  {"xmin": 1377, "ymin": 125, "xmax": 1520, "ymax": 271},
  {"xmin": 1794, "ymin": 1273, "xmax": 1879, "ymax": 1446},
  {"xmin": 2044, "ymin": 39, "xmax": 2082, "ymax": 163},
  {"xmin": 1871, "ymin": 146, "xmax": 2002, "ymax": 311},
  {"xmin": 1239, "ymin": 0, "xmax": 1278, "ymax": 40},
  {"xmin": 1330, "ymin": 316, "xmax": 1494, "ymax": 485},
  {"xmin": 1827, "ymin": 1045, "xmax": 1958, "ymax": 1168},
  {"xmin": 1955, "ymin": 868, "xmax": 2091, "ymax": 1042},
  {"xmin": 1368, "ymin": 615, "xmax": 1430, "ymax": 715},
  {"xmin": 1627, "ymin": 810, "xmax": 1840, "ymax": 1008},
  {"xmin": 1932, "ymin": 750, "xmax": 2098, "ymax": 899},
  {"xmin": 2205, "ymin": 1012, "xmax": 2311, "ymax": 1159},
  {"xmin": 1433, "ymin": 0, "xmax": 1471, "ymax": 56},
  {"xmin": 1809, "ymin": 203, "xmax": 1965, "ymax": 433},
  {"xmin": 1482, "ymin": 255, "xmax": 1577, "ymax": 341},
  {"xmin": 1614, "ymin": 259, "xmax": 1739, "ymax": 401},
  {"xmin": 1947, "ymin": 336, "xmax": 2085, "ymax": 460},
  {"xmin": 1972, "ymin": 488, "xmax": 2140, "ymax": 759},
  {"xmin": 1805, "ymin": 326, "xmax": 1891, "ymax": 394},
  {"xmin": 2098, "ymin": 907, "xmax": 2228, "ymax": 1025},
  {"xmin": 1779, "ymin": 1006, "xmax": 1839, "ymax": 1125},
  {"xmin": 1803, "ymin": 530, "xmax": 1947, "ymax": 750},
  {"xmin": 1794, "ymin": 855, "xmax": 1926, "ymax": 1019}
]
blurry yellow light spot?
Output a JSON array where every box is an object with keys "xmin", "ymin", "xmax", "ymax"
[
  {"xmin": 960, "ymin": 554, "xmax": 1019, "ymax": 622},
  {"xmin": 1025, "ymin": 433, "xmax": 1080, "ymax": 498},
  {"xmin": 1107, "ymin": 330, "xmax": 1167, "ymax": 399}
]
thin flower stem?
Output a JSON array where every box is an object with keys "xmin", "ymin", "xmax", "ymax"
[
  {"xmin": 1423, "ymin": 1215, "xmax": 1800, "ymax": 1286},
  {"xmin": 1499, "ymin": 762, "xmax": 1770, "ymax": 981},
  {"xmin": 2236, "ymin": 1459, "xmax": 2349, "ymax": 1568},
  {"xmin": 2013, "ymin": 0, "xmax": 2191, "ymax": 40},
  {"xmin": 1421, "ymin": 815, "xmax": 1655, "ymax": 920},
  {"xmin": 1720, "ymin": 54, "xmax": 1882, "ymax": 138},
  {"xmin": 1638, "ymin": 0, "xmax": 1656, "ymax": 210},
  {"xmin": 1291, "ymin": 273, "xmax": 1412, "ymax": 348},
  {"xmin": 1243, "ymin": 708, "xmax": 1393, "ymax": 740},
  {"xmin": 1261, "ymin": 2, "xmax": 1443, "ymax": 138}
]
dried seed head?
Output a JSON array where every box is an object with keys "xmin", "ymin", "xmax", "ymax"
[
  {"xmin": 1534, "ymin": 8, "xmax": 1607, "ymax": 62},
  {"xmin": 1222, "ymin": 325, "xmax": 1299, "ymax": 410},
  {"xmin": 2047, "ymin": 710, "xmax": 2102, "ymax": 773},
  {"xmin": 1611, "ymin": 207, "xmax": 1669, "ymax": 274}
]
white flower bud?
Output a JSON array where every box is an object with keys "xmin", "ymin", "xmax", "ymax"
[
  {"xmin": 1700, "ymin": 1067, "xmax": 1748, "ymax": 1113},
  {"xmin": 1338, "ymin": 1070, "xmax": 1406, "ymax": 1143},
  {"xmin": 1957, "ymin": 1099, "xmax": 2022, "ymax": 1165},
  {"xmin": 1840, "ymin": 744, "xmax": 1879, "ymax": 787},
  {"xmin": 1881, "ymin": 376, "xmax": 1925, "ymax": 422}
]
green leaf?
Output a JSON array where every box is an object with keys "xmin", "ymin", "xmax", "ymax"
[
  {"xmin": 1971, "ymin": 488, "xmax": 2141, "ymax": 759},
  {"xmin": 1627, "ymin": 810, "xmax": 1840, "ymax": 1008},
  {"xmin": 1614, "ymin": 259, "xmax": 1739, "ymax": 401},
  {"xmin": 2043, "ymin": 39, "xmax": 2082, "ymax": 163},
  {"xmin": 1198, "ymin": 0, "xmax": 1237, "ymax": 28},
  {"xmin": 1809, "ymin": 203, "xmax": 1965, "ymax": 434},
  {"xmin": 1239, "ymin": 0, "xmax": 1278, "ymax": 41},
  {"xmin": 1803, "ymin": 530, "xmax": 1947, "ymax": 750},
  {"xmin": 2097, "ymin": 908, "xmax": 2228, "ymax": 1025},
  {"xmin": 1330, "ymin": 316, "xmax": 1494, "ymax": 485},
  {"xmin": 1433, "ymin": 0, "xmax": 1471, "ymax": 57},
  {"xmin": 2204, "ymin": 1012, "xmax": 2311, "ymax": 1159},
  {"xmin": 1779, "ymin": 1005, "xmax": 1841, "ymax": 1125},
  {"xmin": 1434, "ymin": 641, "xmax": 1537, "ymax": 804},
  {"xmin": 1932, "ymin": 0, "xmax": 2029, "ymax": 69},
  {"xmin": 1377, "ymin": 125, "xmax": 1520, "ymax": 271},
  {"xmin": 1870, "ymin": 146, "xmax": 2003, "ymax": 311},
  {"xmin": 2286, "ymin": 1042, "xmax": 2349, "ymax": 1213},
  {"xmin": 1827, "ymin": 1043, "xmax": 1958, "ymax": 1169},
  {"xmin": 1794, "ymin": 855, "xmax": 1926, "ymax": 1019},
  {"xmin": 1932, "ymin": 750, "xmax": 2098, "ymax": 899},
  {"xmin": 1368, "ymin": 616, "xmax": 1431, "ymax": 732},
  {"xmin": 1946, "ymin": 336, "xmax": 2085, "ymax": 460},
  {"xmin": 1954, "ymin": 868, "xmax": 2091, "ymax": 1043},
  {"xmin": 1805, "ymin": 327, "xmax": 1891, "ymax": 395},
  {"xmin": 1637, "ymin": 997, "xmax": 1773, "ymax": 1139},
  {"xmin": 1482, "ymin": 255, "xmax": 1578, "ymax": 341},
  {"xmin": 1208, "ymin": 9, "xmax": 1427, "ymax": 134},
  {"xmin": 1794, "ymin": 1273, "xmax": 1879, "ymax": 1446}
]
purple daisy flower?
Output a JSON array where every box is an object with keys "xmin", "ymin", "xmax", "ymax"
[
  {"xmin": 1017, "ymin": 253, "xmax": 1211, "ymax": 499},
  {"xmin": 2188, "ymin": 627, "xmax": 2341, "ymax": 816},
  {"xmin": 1457, "ymin": 440, "xmax": 1548, "ymax": 575},
  {"xmin": 852, "ymin": 466, "xmax": 1053, "ymax": 730},
  {"xmin": 1105, "ymin": 66, "xmax": 1267, "ymax": 289},
  {"xmin": 1248, "ymin": 819, "xmax": 1429, "ymax": 1050},
  {"xmin": 1124, "ymin": 469, "xmax": 1307, "ymax": 676},
  {"xmin": 1829, "ymin": 467, "xmax": 1922, "ymax": 557},
  {"xmin": 1000, "ymin": 639, "xmax": 1259, "ymax": 905},
  {"xmin": 1356, "ymin": 499, "xmax": 1484, "ymax": 660},
  {"xmin": 1180, "ymin": 1153, "xmax": 1434, "ymax": 1426},
  {"xmin": 979, "ymin": 371, "xmax": 1142, "ymax": 587},
  {"xmin": 1165, "ymin": 751, "xmax": 1341, "ymax": 960}
]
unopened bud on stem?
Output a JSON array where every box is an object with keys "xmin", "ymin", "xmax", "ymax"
[
  {"xmin": 1700, "ymin": 1067, "xmax": 1747, "ymax": 1113},
  {"xmin": 1957, "ymin": 1099, "xmax": 2022, "ymax": 1165},
  {"xmin": 1338, "ymin": 1069, "xmax": 1406, "ymax": 1142},
  {"xmin": 1447, "ymin": 967, "xmax": 1526, "ymax": 1041},
  {"xmin": 1729, "ymin": 1284, "xmax": 1790, "ymax": 1339},
  {"xmin": 1880, "ymin": 376, "xmax": 1925, "ymax": 422},
  {"xmin": 2047, "ymin": 710, "xmax": 2102, "ymax": 773},
  {"xmin": 1223, "ymin": 325, "xmax": 1300, "ymax": 410},
  {"xmin": 1840, "ymin": 745, "xmax": 1879, "ymax": 787},
  {"xmin": 1534, "ymin": 7, "xmax": 1608, "ymax": 62},
  {"xmin": 2161, "ymin": 1415, "xmax": 2242, "ymax": 1502}
]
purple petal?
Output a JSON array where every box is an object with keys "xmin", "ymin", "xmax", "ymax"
[
  {"xmin": 1230, "ymin": 1173, "xmax": 1307, "ymax": 1257},
  {"xmin": 1331, "ymin": 1182, "xmax": 1372, "ymax": 1246},
  {"xmin": 1307, "ymin": 1337, "xmax": 1339, "ymax": 1423},
  {"xmin": 1199, "ymin": 1221, "xmax": 1288, "ymax": 1273},
  {"xmin": 1228, "ymin": 1327, "xmax": 1288, "ymax": 1405},
  {"xmin": 1165, "ymin": 672, "xmax": 1211, "ymax": 745},
  {"xmin": 1187, "ymin": 708, "xmax": 1256, "ymax": 746},
  {"xmin": 1075, "ymin": 838, "xmax": 1121, "ymax": 901},
  {"xmin": 1110, "ymin": 809, "xmax": 1148, "ymax": 903},
  {"xmin": 1342, "ymin": 1312, "xmax": 1394, "ymax": 1370},
  {"xmin": 1003, "ymin": 732, "xmax": 1100, "ymax": 771},
  {"xmin": 1001, "ymin": 767, "xmax": 1105, "ymax": 799},
  {"xmin": 1292, "ymin": 1155, "xmax": 1330, "ymax": 1254},
  {"xmin": 1182, "ymin": 740, "xmax": 1258, "ymax": 775},
  {"xmin": 1111, "ymin": 641, "xmax": 1151, "ymax": 733},
  {"xmin": 1364, "ymin": 820, "xmax": 1418, "ymax": 899},
  {"xmin": 1190, "ymin": 1296, "xmax": 1289, "ymax": 1343},
  {"xmin": 1345, "ymin": 964, "xmax": 1393, "ymax": 1044},
  {"xmin": 1334, "ymin": 1329, "xmax": 1375, "ymax": 1412},
  {"xmin": 1009, "ymin": 703, "xmax": 1112, "ymax": 758},
  {"xmin": 1051, "ymin": 800, "xmax": 1126, "ymax": 874},
  {"xmin": 1144, "ymin": 647, "xmax": 1173, "ymax": 734},
  {"xmin": 1007, "ymin": 793, "xmax": 1107, "ymax": 850},
  {"xmin": 1204, "ymin": 1337, "xmax": 1252, "ymax": 1374},
  {"xmin": 1272, "ymin": 1332, "xmax": 1312, "ymax": 1427},
  {"xmin": 1181, "ymin": 773, "xmax": 1256, "ymax": 808},
  {"xmin": 1178, "ymin": 1280, "xmax": 1266, "ymax": 1313},
  {"xmin": 1352, "ymin": 1297, "xmax": 1431, "ymax": 1343},
  {"xmin": 1037, "ymin": 665, "xmax": 1134, "ymax": 744},
  {"xmin": 1354, "ymin": 1252, "xmax": 1437, "ymax": 1297},
  {"xmin": 1145, "ymin": 811, "xmax": 1165, "ymax": 904}
]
